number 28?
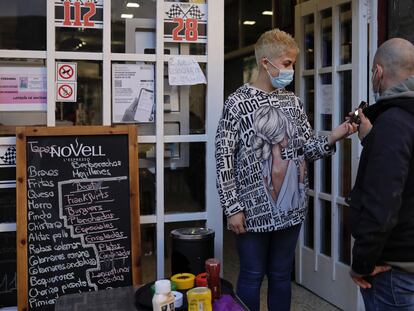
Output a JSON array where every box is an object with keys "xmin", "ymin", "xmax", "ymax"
[{"xmin": 172, "ymin": 18, "xmax": 198, "ymax": 42}]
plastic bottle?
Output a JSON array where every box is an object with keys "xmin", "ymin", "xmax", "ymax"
[
  {"xmin": 152, "ymin": 280, "xmax": 175, "ymax": 311},
  {"xmin": 205, "ymin": 258, "xmax": 221, "ymax": 301},
  {"xmin": 187, "ymin": 287, "xmax": 212, "ymax": 311}
]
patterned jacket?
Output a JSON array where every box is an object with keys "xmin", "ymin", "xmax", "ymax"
[{"xmin": 215, "ymin": 84, "xmax": 335, "ymax": 232}]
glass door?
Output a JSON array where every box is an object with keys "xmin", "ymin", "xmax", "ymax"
[{"xmin": 294, "ymin": 1, "xmax": 374, "ymax": 310}]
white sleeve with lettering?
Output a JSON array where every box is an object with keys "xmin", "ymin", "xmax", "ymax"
[
  {"xmin": 295, "ymin": 97, "xmax": 335, "ymax": 162},
  {"xmin": 215, "ymin": 101, "xmax": 243, "ymax": 217}
]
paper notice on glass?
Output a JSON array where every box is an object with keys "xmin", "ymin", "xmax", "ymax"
[
  {"xmin": 0, "ymin": 67, "xmax": 47, "ymax": 111},
  {"xmin": 168, "ymin": 57, "xmax": 206, "ymax": 86},
  {"xmin": 321, "ymin": 84, "xmax": 332, "ymax": 115},
  {"xmin": 112, "ymin": 63, "xmax": 155, "ymax": 123}
]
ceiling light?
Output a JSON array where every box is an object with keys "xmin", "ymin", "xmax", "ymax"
[
  {"xmin": 262, "ymin": 11, "xmax": 273, "ymax": 16},
  {"xmin": 121, "ymin": 14, "xmax": 134, "ymax": 19},
  {"xmin": 127, "ymin": 2, "xmax": 140, "ymax": 8},
  {"xmin": 243, "ymin": 20, "xmax": 256, "ymax": 26}
]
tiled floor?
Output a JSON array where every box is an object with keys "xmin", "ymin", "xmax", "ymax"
[{"xmin": 223, "ymin": 226, "xmax": 341, "ymax": 311}]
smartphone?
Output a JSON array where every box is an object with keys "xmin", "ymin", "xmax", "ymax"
[
  {"xmin": 349, "ymin": 101, "xmax": 368, "ymax": 124},
  {"xmin": 134, "ymin": 88, "xmax": 154, "ymax": 122}
]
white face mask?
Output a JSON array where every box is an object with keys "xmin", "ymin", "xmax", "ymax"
[{"xmin": 266, "ymin": 58, "xmax": 294, "ymax": 89}]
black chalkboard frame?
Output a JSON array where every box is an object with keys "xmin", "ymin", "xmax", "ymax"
[{"xmin": 16, "ymin": 125, "xmax": 141, "ymax": 311}]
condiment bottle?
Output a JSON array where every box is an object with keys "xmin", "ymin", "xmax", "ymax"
[
  {"xmin": 205, "ymin": 258, "xmax": 221, "ymax": 301},
  {"xmin": 152, "ymin": 280, "xmax": 175, "ymax": 311}
]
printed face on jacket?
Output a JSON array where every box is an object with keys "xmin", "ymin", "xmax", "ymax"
[{"xmin": 251, "ymin": 105, "xmax": 306, "ymax": 216}]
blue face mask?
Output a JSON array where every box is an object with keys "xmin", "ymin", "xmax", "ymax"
[{"xmin": 266, "ymin": 58, "xmax": 294, "ymax": 89}]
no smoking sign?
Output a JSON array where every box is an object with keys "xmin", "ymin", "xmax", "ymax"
[
  {"xmin": 56, "ymin": 82, "xmax": 77, "ymax": 102},
  {"xmin": 56, "ymin": 62, "xmax": 77, "ymax": 82}
]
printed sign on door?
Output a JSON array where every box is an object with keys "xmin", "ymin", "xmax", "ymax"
[{"xmin": 55, "ymin": 0, "xmax": 104, "ymax": 29}]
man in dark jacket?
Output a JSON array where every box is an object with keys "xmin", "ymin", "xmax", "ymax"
[{"xmin": 349, "ymin": 38, "xmax": 414, "ymax": 310}]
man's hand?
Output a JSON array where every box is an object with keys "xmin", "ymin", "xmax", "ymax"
[
  {"xmin": 355, "ymin": 108, "xmax": 372, "ymax": 141},
  {"xmin": 350, "ymin": 265, "xmax": 391, "ymax": 289},
  {"xmin": 228, "ymin": 212, "xmax": 246, "ymax": 235}
]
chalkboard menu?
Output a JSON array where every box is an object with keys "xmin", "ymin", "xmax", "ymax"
[{"xmin": 16, "ymin": 126, "xmax": 140, "ymax": 311}]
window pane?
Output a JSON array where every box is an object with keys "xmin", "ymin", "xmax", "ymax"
[
  {"xmin": 304, "ymin": 197, "xmax": 314, "ymax": 248},
  {"xmin": 320, "ymin": 73, "xmax": 332, "ymax": 130},
  {"xmin": 111, "ymin": 0, "xmax": 156, "ymax": 54},
  {"xmin": 304, "ymin": 76, "xmax": 315, "ymax": 128},
  {"xmin": 338, "ymin": 204, "xmax": 351, "ymax": 264},
  {"xmin": 339, "ymin": 138, "xmax": 352, "ymax": 198},
  {"xmin": 112, "ymin": 62, "xmax": 156, "ymax": 136},
  {"xmin": 320, "ymin": 9, "xmax": 332, "ymax": 67},
  {"xmin": 321, "ymin": 156, "xmax": 331, "ymax": 194},
  {"xmin": 320, "ymin": 200, "xmax": 331, "ymax": 256},
  {"xmin": 164, "ymin": 63, "xmax": 206, "ymax": 135},
  {"xmin": 304, "ymin": 15, "xmax": 314, "ymax": 70},
  {"xmin": 0, "ymin": 188, "xmax": 16, "ymax": 223},
  {"xmin": 141, "ymin": 224, "xmax": 156, "ymax": 283},
  {"xmin": 139, "ymin": 144, "xmax": 156, "ymax": 216},
  {"xmin": 0, "ymin": 232, "xmax": 17, "ymax": 308},
  {"xmin": 164, "ymin": 220, "xmax": 206, "ymax": 277},
  {"xmin": 54, "ymin": 0, "xmax": 103, "ymax": 52},
  {"xmin": 164, "ymin": 143, "xmax": 205, "ymax": 214},
  {"xmin": 308, "ymin": 162, "xmax": 314, "ymax": 190},
  {"xmin": 56, "ymin": 60, "xmax": 102, "ymax": 126},
  {"xmin": 0, "ymin": 0, "xmax": 46, "ymax": 50},
  {"xmin": 340, "ymin": 70, "xmax": 352, "ymax": 122},
  {"xmin": 340, "ymin": 2, "xmax": 352, "ymax": 64}
]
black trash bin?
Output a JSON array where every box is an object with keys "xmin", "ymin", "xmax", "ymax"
[{"xmin": 170, "ymin": 228, "xmax": 215, "ymax": 276}]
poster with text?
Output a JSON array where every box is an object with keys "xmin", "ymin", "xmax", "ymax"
[
  {"xmin": 164, "ymin": 2, "xmax": 207, "ymax": 43},
  {"xmin": 0, "ymin": 67, "xmax": 47, "ymax": 111},
  {"xmin": 112, "ymin": 64, "xmax": 155, "ymax": 123},
  {"xmin": 55, "ymin": 0, "xmax": 104, "ymax": 29}
]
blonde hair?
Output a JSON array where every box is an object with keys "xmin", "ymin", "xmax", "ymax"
[{"xmin": 255, "ymin": 29, "xmax": 299, "ymax": 65}]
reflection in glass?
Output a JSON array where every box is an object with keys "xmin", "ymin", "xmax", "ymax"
[
  {"xmin": 340, "ymin": 3, "xmax": 352, "ymax": 64},
  {"xmin": 141, "ymin": 224, "xmax": 156, "ymax": 283},
  {"xmin": 320, "ymin": 200, "xmax": 331, "ymax": 256},
  {"xmin": 340, "ymin": 70, "xmax": 352, "ymax": 122},
  {"xmin": 320, "ymin": 9, "xmax": 332, "ymax": 67},
  {"xmin": 321, "ymin": 156, "xmax": 332, "ymax": 194},
  {"xmin": 304, "ymin": 76, "xmax": 315, "ymax": 128},
  {"xmin": 339, "ymin": 138, "xmax": 352, "ymax": 197},
  {"xmin": 164, "ymin": 63, "xmax": 206, "ymax": 135},
  {"xmin": 0, "ymin": 188, "xmax": 16, "ymax": 223},
  {"xmin": 56, "ymin": 60, "xmax": 102, "ymax": 126},
  {"xmin": 164, "ymin": 143, "xmax": 205, "ymax": 214},
  {"xmin": 0, "ymin": 0, "xmax": 46, "ymax": 50},
  {"xmin": 56, "ymin": 28, "xmax": 102, "ymax": 52},
  {"xmin": 111, "ymin": 0, "xmax": 156, "ymax": 54},
  {"xmin": 320, "ymin": 73, "xmax": 332, "ymax": 130},
  {"xmin": 164, "ymin": 220, "xmax": 206, "ymax": 276},
  {"xmin": 304, "ymin": 15, "xmax": 314, "ymax": 69},
  {"xmin": 139, "ymin": 144, "xmax": 156, "ymax": 216},
  {"xmin": 338, "ymin": 204, "xmax": 351, "ymax": 264},
  {"xmin": 304, "ymin": 198, "xmax": 314, "ymax": 249}
]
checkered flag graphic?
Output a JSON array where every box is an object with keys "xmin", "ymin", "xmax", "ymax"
[
  {"xmin": 187, "ymin": 5, "xmax": 204, "ymax": 20},
  {"xmin": 0, "ymin": 146, "xmax": 16, "ymax": 165},
  {"xmin": 165, "ymin": 4, "xmax": 185, "ymax": 19}
]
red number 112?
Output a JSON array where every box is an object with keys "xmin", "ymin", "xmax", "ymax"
[{"xmin": 63, "ymin": 1, "xmax": 96, "ymax": 27}]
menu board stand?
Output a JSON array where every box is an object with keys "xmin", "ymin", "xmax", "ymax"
[{"xmin": 16, "ymin": 125, "xmax": 140, "ymax": 311}]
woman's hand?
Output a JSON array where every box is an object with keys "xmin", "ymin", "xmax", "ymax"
[
  {"xmin": 228, "ymin": 212, "xmax": 246, "ymax": 235},
  {"xmin": 328, "ymin": 121, "xmax": 358, "ymax": 145}
]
